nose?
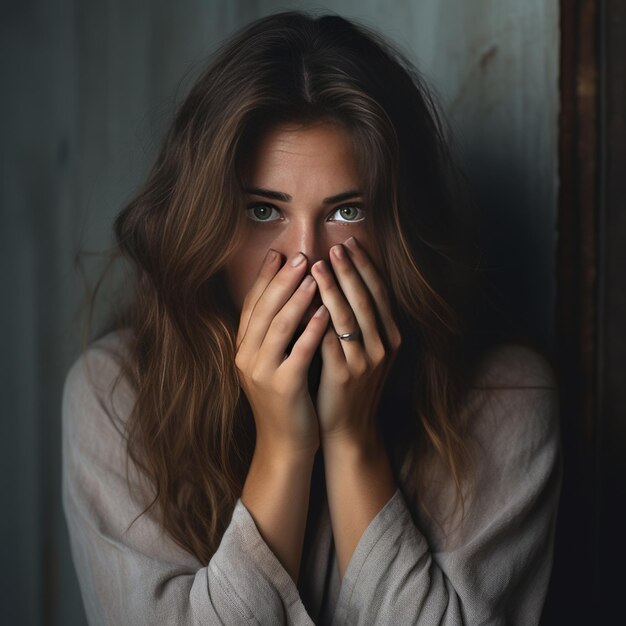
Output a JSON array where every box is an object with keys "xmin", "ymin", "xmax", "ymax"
[{"xmin": 278, "ymin": 221, "xmax": 330, "ymax": 273}]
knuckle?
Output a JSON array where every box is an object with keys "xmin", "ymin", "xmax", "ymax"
[
  {"xmin": 250, "ymin": 366, "xmax": 266, "ymax": 385},
  {"xmin": 339, "ymin": 311, "xmax": 355, "ymax": 328},
  {"xmin": 371, "ymin": 345, "xmax": 387, "ymax": 364},
  {"xmin": 354, "ymin": 293, "xmax": 371, "ymax": 311},
  {"xmin": 371, "ymin": 282, "xmax": 386, "ymax": 300},
  {"xmin": 337, "ymin": 371, "xmax": 352, "ymax": 386},
  {"xmin": 234, "ymin": 352, "xmax": 247, "ymax": 372},
  {"xmin": 352, "ymin": 358, "xmax": 369, "ymax": 377},
  {"xmin": 352, "ymin": 367, "xmax": 366, "ymax": 379},
  {"xmin": 271, "ymin": 316, "xmax": 291, "ymax": 336},
  {"xmin": 295, "ymin": 289, "xmax": 312, "ymax": 307},
  {"xmin": 391, "ymin": 330, "xmax": 402, "ymax": 351},
  {"xmin": 241, "ymin": 290, "xmax": 257, "ymax": 311}
]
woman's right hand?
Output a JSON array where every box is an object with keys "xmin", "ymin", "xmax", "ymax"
[{"xmin": 234, "ymin": 249, "xmax": 330, "ymax": 456}]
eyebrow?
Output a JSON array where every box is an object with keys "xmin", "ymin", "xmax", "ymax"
[{"xmin": 244, "ymin": 187, "xmax": 363, "ymax": 204}]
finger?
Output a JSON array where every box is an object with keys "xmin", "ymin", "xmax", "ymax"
[
  {"xmin": 343, "ymin": 236, "xmax": 402, "ymax": 352},
  {"xmin": 328, "ymin": 243, "xmax": 385, "ymax": 359},
  {"xmin": 310, "ymin": 258, "xmax": 362, "ymax": 362},
  {"xmin": 238, "ymin": 252, "xmax": 309, "ymax": 357},
  {"xmin": 282, "ymin": 305, "xmax": 330, "ymax": 379},
  {"xmin": 320, "ymin": 323, "xmax": 346, "ymax": 373},
  {"xmin": 257, "ymin": 274, "xmax": 319, "ymax": 368},
  {"xmin": 236, "ymin": 248, "xmax": 281, "ymax": 349}
]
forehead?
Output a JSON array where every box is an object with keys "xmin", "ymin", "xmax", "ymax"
[{"xmin": 245, "ymin": 122, "xmax": 362, "ymax": 188}]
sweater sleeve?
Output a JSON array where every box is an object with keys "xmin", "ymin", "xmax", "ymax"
[
  {"xmin": 61, "ymin": 336, "xmax": 315, "ymax": 626},
  {"xmin": 330, "ymin": 345, "xmax": 562, "ymax": 626}
]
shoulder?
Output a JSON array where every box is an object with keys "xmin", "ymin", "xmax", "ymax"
[
  {"xmin": 62, "ymin": 328, "xmax": 136, "ymax": 433},
  {"xmin": 61, "ymin": 329, "xmax": 165, "ymax": 553},
  {"xmin": 468, "ymin": 342, "xmax": 559, "ymax": 422},
  {"xmin": 471, "ymin": 342, "xmax": 558, "ymax": 391},
  {"xmin": 463, "ymin": 342, "xmax": 560, "ymax": 474},
  {"xmin": 414, "ymin": 343, "xmax": 561, "ymax": 550}
]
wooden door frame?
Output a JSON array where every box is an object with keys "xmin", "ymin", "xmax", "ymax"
[{"xmin": 543, "ymin": 0, "xmax": 625, "ymax": 621}]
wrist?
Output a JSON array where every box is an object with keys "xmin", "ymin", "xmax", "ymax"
[
  {"xmin": 322, "ymin": 429, "xmax": 393, "ymax": 480},
  {"xmin": 321, "ymin": 427, "xmax": 381, "ymax": 458},
  {"xmin": 242, "ymin": 442, "xmax": 316, "ymax": 509},
  {"xmin": 253, "ymin": 438, "xmax": 318, "ymax": 468}
]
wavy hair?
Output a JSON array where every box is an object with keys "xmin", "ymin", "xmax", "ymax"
[{"xmin": 84, "ymin": 11, "xmax": 505, "ymax": 564}]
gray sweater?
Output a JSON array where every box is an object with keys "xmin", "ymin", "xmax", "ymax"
[{"xmin": 62, "ymin": 330, "xmax": 561, "ymax": 625}]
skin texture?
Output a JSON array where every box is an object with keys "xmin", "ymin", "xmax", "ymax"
[
  {"xmin": 230, "ymin": 121, "xmax": 400, "ymax": 582},
  {"xmin": 224, "ymin": 121, "xmax": 383, "ymax": 328}
]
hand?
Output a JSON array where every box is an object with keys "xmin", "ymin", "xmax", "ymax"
[
  {"xmin": 234, "ymin": 250, "xmax": 330, "ymax": 456},
  {"xmin": 311, "ymin": 236, "xmax": 402, "ymax": 446}
]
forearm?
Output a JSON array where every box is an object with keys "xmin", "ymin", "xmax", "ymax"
[
  {"xmin": 241, "ymin": 444, "xmax": 316, "ymax": 584},
  {"xmin": 322, "ymin": 433, "xmax": 396, "ymax": 580}
]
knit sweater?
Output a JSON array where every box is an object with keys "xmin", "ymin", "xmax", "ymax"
[{"xmin": 62, "ymin": 329, "xmax": 561, "ymax": 625}]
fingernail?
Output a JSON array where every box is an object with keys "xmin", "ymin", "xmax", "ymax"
[
  {"xmin": 313, "ymin": 260, "xmax": 327, "ymax": 273},
  {"xmin": 300, "ymin": 275, "xmax": 315, "ymax": 289},
  {"xmin": 313, "ymin": 304, "xmax": 327, "ymax": 318},
  {"xmin": 265, "ymin": 249, "xmax": 278, "ymax": 264},
  {"xmin": 332, "ymin": 244, "xmax": 345, "ymax": 259},
  {"xmin": 290, "ymin": 252, "xmax": 306, "ymax": 267},
  {"xmin": 345, "ymin": 236, "xmax": 357, "ymax": 250}
]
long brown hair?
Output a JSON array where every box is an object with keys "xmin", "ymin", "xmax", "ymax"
[{"xmin": 83, "ymin": 11, "xmax": 522, "ymax": 564}]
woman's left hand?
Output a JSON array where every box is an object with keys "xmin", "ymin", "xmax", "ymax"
[{"xmin": 311, "ymin": 236, "xmax": 402, "ymax": 447}]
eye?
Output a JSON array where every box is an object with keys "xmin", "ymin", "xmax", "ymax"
[
  {"xmin": 246, "ymin": 203, "xmax": 282, "ymax": 223},
  {"xmin": 329, "ymin": 204, "xmax": 366, "ymax": 223}
]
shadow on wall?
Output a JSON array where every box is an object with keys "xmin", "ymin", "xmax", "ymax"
[{"xmin": 468, "ymin": 152, "xmax": 555, "ymax": 357}]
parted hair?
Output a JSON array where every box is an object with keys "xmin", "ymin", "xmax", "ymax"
[{"xmin": 85, "ymin": 10, "xmax": 501, "ymax": 564}]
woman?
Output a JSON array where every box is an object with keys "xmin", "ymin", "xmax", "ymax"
[{"xmin": 62, "ymin": 11, "xmax": 561, "ymax": 625}]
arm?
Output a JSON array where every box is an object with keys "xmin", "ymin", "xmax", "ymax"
[
  {"xmin": 310, "ymin": 240, "xmax": 561, "ymax": 623},
  {"xmin": 241, "ymin": 443, "xmax": 316, "ymax": 584},
  {"xmin": 236, "ymin": 248, "xmax": 332, "ymax": 589},
  {"xmin": 324, "ymin": 345, "xmax": 562, "ymax": 625},
  {"xmin": 62, "ymin": 336, "xmax": 315, "ymax": 626},
  {"xmin": 321, "ymin": 432, "xmax": 396, "ymax": 581}
]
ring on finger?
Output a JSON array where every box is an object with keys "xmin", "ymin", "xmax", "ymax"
[{"xmin": 336, "ymin": 328, "xmax": 361, "ymax": 341}]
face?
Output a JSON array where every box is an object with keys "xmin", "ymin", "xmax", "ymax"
[{"xmin": 224, "ymin": 121, "xmax": 383, "ymax": 328}]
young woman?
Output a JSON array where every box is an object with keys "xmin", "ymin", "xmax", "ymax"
[{"xmin": 62, "ymin": 11, "xmax": 561, "ymax": 625}]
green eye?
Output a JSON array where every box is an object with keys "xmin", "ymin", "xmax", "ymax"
[
  {"xmin": 332, "ymin": 205, "xmax": 365, "ymax": 223},
  {"xmin": 246, "ymin": 204, "xmax": 280, "ymax": 222},
  {"xmin": 245, "ymin": 203, "xmax": 365, "ymax": 223}
]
